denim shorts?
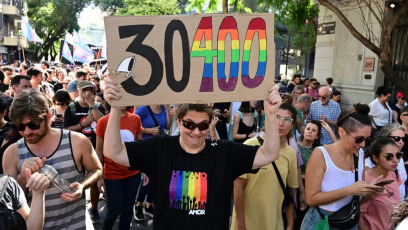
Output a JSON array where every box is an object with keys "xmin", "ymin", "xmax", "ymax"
[{"xmin": 300, "ymin": 207, "xmax": 358, "ymax": 230}]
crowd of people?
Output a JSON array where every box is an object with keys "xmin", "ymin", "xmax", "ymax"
[{"xmin": 1, "ymin": 60, "xmax": 408, "ymax": 230}]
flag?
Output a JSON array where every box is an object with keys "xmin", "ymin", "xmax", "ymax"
[
  {"xmin": 62, "ymin": 40, "xmax": 75, "ymax": 64},
  {"xmin": 21, "ymin": 16, "xmax": 43, "ymax": 44},
  {"xmin": 73, "ymin": 43, "xmax": 94, "ymax": 63},
  {"xmin": 101, "ymin": 32, "xmax": 107, "ymax": 59},
  {"xmin": 73, "ymin": 29, "xmax": 94, "ymax": 54}
]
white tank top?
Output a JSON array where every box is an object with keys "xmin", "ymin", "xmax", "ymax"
[{"xmin": 319, "ymin": 146, "xmax": 364, "ymax": 212}]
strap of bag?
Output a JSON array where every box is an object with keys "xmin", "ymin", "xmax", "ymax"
[
  {"xmin": 255, "ymin": 136, "xmax": 288, "ymax": 197},
  {"xmin": 271, "ymin": 162, "xmax": 287, "ymax": 195},
  {"xmin": 147, "ymin": 106, "xmax": 160, "ymax": 127},
  {"xmin": 0, "ymin": 175, "xmax": 11, "ymax": 203}
]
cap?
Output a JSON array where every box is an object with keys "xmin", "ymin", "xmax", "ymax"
[
  {"xmin": 279, "ymin": 87, "xmax": 289, "ymax": 95},
  {"xmin": 77, "ymin": 80, "xmax": 95, "ymax": 90},
  {"xmin": 397, "ymin": 92, "xmax": 404, "ymax": 99},
  {"xmin": 67, "ymin": 81, "xmax": 77, "ymax": 93}
]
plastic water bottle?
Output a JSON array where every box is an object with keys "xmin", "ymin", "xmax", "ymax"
[{"xmin": 38, "ymin": 165, "xmax": 73, "ymax": 193}]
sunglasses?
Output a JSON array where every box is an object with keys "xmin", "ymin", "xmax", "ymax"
[
  {"xmin": 318, "ymin": 95, "xmax": 327, "ymax": 100},
  {"xmin": 55, "ymin": 102, "xmax": 66, "ymax": 106},
  {"xmin": 311, "ymin": 83, "xmax": 318, "ymax": 85},
  {"xmin": 16, "ymin": 120, "xmax": 42, "ymax": 131},
  {"xmin": 389, "ymin": 136, "xmax": 404, "ymax": 142},
  {"xmin": 344, "ymin": 129, "xmax": 367, "ymax": 144},
  {"xmin": 380, "ymin": 152, "xmax": 403, "ymax": 161},
  {"xmin": 181, "ymin": 120, "xmax": 210, "ymax": 131}
]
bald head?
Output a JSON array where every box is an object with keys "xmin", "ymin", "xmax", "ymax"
[{"xmin": 318, "ymin": 86, "xmax": 332, "ymax": 105}]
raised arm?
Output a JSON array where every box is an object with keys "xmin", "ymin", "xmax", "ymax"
[
  {"xmin": 102, "ymin": 78, "xmax": 130, "ymax": 167},
  {"xmin": 252, "ymin": 85, "xmax": 282, "ymax": 169}
]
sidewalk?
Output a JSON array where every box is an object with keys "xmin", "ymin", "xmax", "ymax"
[{"xmin": 85, "ymin": 188, "xmax": 154, "ymax": 230}]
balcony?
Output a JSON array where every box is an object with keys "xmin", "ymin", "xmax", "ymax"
[
  {"xmin": 2, "ymin": 31, "xmax": 27, "ymax": 47},
  {"xmin": 2, "ymin": 0, "xmax": 22, "ymax": 19}
]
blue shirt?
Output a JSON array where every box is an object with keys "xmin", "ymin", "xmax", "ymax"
[
  {"xmin": 307, "ymin": 100, "xmax": 341, "ymax": 144},
  {"xmin": 135, "ymin": 106, "xmax": 167, "ymax": 139}
]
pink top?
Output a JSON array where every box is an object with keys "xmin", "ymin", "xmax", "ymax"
[
  {"xmin": 305, "ymin": 87, "xmax": 319, "ymax": 100},
  {"xmin": 361, "ymin": 171, "xmax": 401, "ymax": 230}
]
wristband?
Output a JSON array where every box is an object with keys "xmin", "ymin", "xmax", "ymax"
[
  {"xmin": 246, "ymin": 133, "xmax": 249, "ymax": 139},
  {"xmin": 79, "ymin": 123, "xmax": 84, "ymax": 129}
]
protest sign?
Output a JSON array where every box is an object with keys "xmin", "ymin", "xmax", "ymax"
[{"xmin": 105, "ymin": 13, "xmax": 275, "ymax": 106}]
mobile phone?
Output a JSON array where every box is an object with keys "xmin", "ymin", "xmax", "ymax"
[{"xmin": 375, "ymin": 180, "xmax": 394, "ymax": 186}]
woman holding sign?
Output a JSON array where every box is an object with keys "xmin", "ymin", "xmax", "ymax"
[{"xmin": 102, "ymin": 78, "xmax": 282, "ymax": 229}]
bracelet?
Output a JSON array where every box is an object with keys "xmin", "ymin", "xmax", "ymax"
[
  {"xmin": 79, "ymin": 123, "xmax": 84, "ymax": 129},
  {"xmin": 246, "ymin": 133, "xmax": 249, "ymax": 139}
]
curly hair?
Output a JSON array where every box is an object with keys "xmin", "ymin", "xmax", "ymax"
[{"xmin": 390, "ymin": 198, "xmax": 408, "ymax": 225}]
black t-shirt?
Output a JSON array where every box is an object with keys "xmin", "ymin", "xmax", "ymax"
[
  {"xmin": 0, "ymin": 84, "xmax": 9, "ymax": 93},
  {"xmin": 392, "ymin": 104, "xmax": 402, "ymax": 124},
  {"xmin": 213, "ymin": 103, "xmax": 231, "ymax": 140},
  {"xmin": 63, "ymin": 101, "xmax": 105, "ymax": 147},
  {"xmin": 53, "ymin": 82, "xmax": 63, "ymax": 92},
  {"xmin": 0, "ymin": 175, "xmax": 26, "ymax": 211},
  {"xmin": 125, "ymin": 136, "xmax": 258, "ymax": 229}
]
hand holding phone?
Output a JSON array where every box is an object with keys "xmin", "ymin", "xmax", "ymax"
[{"xmin": 375, "ymin": 179, "xmax": 394, "ymax": 186}]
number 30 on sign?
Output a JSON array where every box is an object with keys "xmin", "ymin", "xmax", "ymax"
[{"xmin": 105, "ymin": 14, "xmax": 275, "ymax": 106}]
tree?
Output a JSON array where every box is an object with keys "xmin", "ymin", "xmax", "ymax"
[
  {"xmin": 94, "ymin": 0, "xmax": 189, "ymax": 14},
  {"xmin": 317, "ymin": 0, "xmax": 408, "ymax": 96},
  {"xmin": 114, "ymin": 0, "xmax": 181, "ymax": 15},
  {"xmin": 26, "ymin": 0, "xmax": 91, "ymax": 61}
]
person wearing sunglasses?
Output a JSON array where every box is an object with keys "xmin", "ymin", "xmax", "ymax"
[
  {"xmin": 307, "ymin": 86, "xmax": 341, "ymax": 145},
  {"xmin": 102, "ymin": 78, "xmax": 282, "ymax": 229},
  {"xmin": 359, "ymin": 137, "xmax": 403, "ymax": 230},
  {"xmin": 301, "ymin": 103, "xmax": 384, "ymax": 230},
  {"xmin": 392, "ymin": 92, "xmax": 406, "ymax": 124},
  {"xmin": 366, "ymin": 123, "xmax": 408, "ymax": 201},
  {"xmin": 3, "ymin": 89, "xmax": 102, "ymax": 229},
  {"xmin": 304, "ymin": 78, "xmax": 319, "ymax": 101},
  {"xmin": 50, "ymin": 90, "xmax": 71, "ymax": 129}
]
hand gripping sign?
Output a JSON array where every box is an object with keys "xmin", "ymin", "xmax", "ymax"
[{"xmin": 105, "ymin": 13, "xmax": 275, "ymax": 106}]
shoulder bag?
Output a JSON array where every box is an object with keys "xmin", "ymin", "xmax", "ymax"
[
  {"xmin": 316, "ymin": 154, "xmax": 360, "ymax": 228},
  {"xmin": 147, "ymin": 106, "xmax": 167, "ymax": 136}
]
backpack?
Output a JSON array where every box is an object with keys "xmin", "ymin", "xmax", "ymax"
[
  {"xmin": 0, "ymin": 175, "xmax": 27, "ymax": 230},
  {"xmin": 68, "ymin": 101, "xmax": 101, "ymax": 117}
]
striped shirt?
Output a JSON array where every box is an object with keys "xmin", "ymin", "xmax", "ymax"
[{"xmin": 18, "ymin": 130, "xmax": 87, "ymax": 230}]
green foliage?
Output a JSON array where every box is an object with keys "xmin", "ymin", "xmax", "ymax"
[
  {"xmin": 188, "ymin": 0, "xmax": 252, "ymax": 13},
  {"xmin": 25, "ymin": 0, "xmax": 91, "ymax": 61},
  {"xmin": 115, "ymin": 0, "xmax": 181, "ymax": 15},
  {"xmin": 94, "ymin": 0, "xmax": 189, "ymax": 14}
]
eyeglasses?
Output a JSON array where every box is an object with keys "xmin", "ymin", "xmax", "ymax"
[
  {"xmin": 380, "ymin": 152, "xmax": 403, "ymax": 161},
  {"xmin": 318, "ymin": 95, "xmax": 327, "ymax": 100},
  {"xmin": 55, "ymin": 102, "xmax": 66, "ymax": 106},
  {"xmin": 276, "ymin": 115, "xmax": 294, "ymax": 125},
  {"xmin": 388, "ymin": 136, "xmax": 404, "ymax": 142},
  {"xmin": 181, "ymin": 120, "xmax": 210, "ymax": 131},
  {"xmin": 344, "ymin": 129, "xmax": 367, "ymax": 144},
  {"xmin": 16, "ymin": 120, "xmax": 43, "ymax": 131}
]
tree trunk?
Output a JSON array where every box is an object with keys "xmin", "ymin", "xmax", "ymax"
[{"xmin": 223, "ymin": 0, "xmax": 228, "ymax": 13}]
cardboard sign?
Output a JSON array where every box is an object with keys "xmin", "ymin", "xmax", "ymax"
[{"xmin": 105, "ymin": 14, "xmax": 275, "ymax": 106}]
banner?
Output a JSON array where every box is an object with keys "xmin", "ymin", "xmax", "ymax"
[{"xmin": 105, "ymin": 13, "xmax": 275, "ymax": 106}]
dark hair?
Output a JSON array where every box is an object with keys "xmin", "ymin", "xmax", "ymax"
[
  {"xmin": 0, "ymin": 97, "xmax": 7, "ymax": 113},
  {"xmin": 238, "ymin": 101, "xmax": 255, "ymax": 113},
  {"xmin": 326, "ymin": 77, "xmax": 333, "ymax": 85},
  {"xmin": 76, "ymin": 69, "xmax": 88, "ymax": 79},
  {"xmin": 0, "ymin": 71, "xmax": 4, "ymax": 82},
  {"xmin": 10, "ymin": 75, "xmax": 31, "ymax": 87},
  {"xmin": 52, "ymin": 90, "xmax": 72, "ymax": 105},
  {"xmin": 368, "ymin": 137, "xmax": 397, "ymax": 165},
  {"xmin": 299, "ymin": 120, "xmax": 322, "ymax": 148},
  {"xmin": 27, "ymin": 66, "xmax": 43, "ymax": 77},
  {"xmin": 337, "ymin": 102, "xmax": 372, "ymax": 133},
  {"xmin": 2, "ymin": 66, "xmax": 13, "ymax": 72},
  {"xmin": 333, "ymin": 90, "xmax": 342, "ymax": 96},
  {"xmin": 279, "ymin": 103, "xmax": 297, "ymax": 122},
  {"xmin": 375, "ymin": 85, "xmax": 391, "ymax": 97},
  {"xmin": 293, "ymin": 74, "xmax": 301, "ymax": 80},
  {"xmin": 400, "ymin": 105, "xmax": 408, "ymax": 114},
  {"xmin": 41, "ymin": 61, "xmax": 50, "ymax": 68},
  {"xmin": 20, "ymin": 63, "xmax": 28, "ymax": 71},
  {"xmin": 309, "ymin": 78, "xmax": 317, "ymax": 83},
  {"xmin": 96, "ymin": 92, "xmax": 111, "ymax": 113},
  {"xmin": 177, "ymin": 104, "xmax": 214, "ymax": 121},
  {"xmin": 10, "ymin": 89, "xmax": 50, "ymax": 124}
]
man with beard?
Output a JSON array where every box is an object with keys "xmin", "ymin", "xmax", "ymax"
[{"xmin": 2, "ymin": 89, "xmax": 102, "ymax": 229}]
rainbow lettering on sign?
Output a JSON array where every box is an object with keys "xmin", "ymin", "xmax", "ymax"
[
  {"xmin": 191, "ymin": 17, "xmax": 217, "ymax": 92},
  {"xmin": 242, "ymin": 18, "xmax": 266, "ymax": 88},
  {"xmin": 169, "ymin": 170, "xmax": 207, "ymax": 210},
  {"xmin": 191, "ymin": 16, "xmax": 267, "ymax": 92}
]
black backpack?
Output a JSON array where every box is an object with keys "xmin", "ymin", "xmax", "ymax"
[{"xmin": 0, "ymin": 175, "xmax": 27, "ymax": 230}]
